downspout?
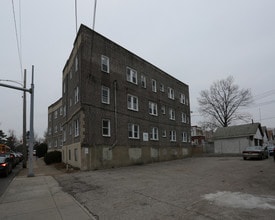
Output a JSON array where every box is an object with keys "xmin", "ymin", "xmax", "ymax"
[{"xmin": 109, "ymin": 80, "xmax": 118, "ymax": 150}]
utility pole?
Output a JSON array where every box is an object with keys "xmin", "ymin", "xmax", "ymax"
[
  {"xmin": 0, "ymin": 65, "xmax": 35, "ymax": 177},
  {"xmin": 22, "ymin": 69, "xmax": 27, "ymax": 168},
  {"xmin": 28, "ymin": 65, "xmax": 35, "ymax": 177}
]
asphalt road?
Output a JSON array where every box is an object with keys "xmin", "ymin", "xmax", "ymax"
[
  {"xmin": 0, "ymin": 163, "xmax": 22, "ymax": 197},
  {"xmin": 56, "ymin": 157, "xmax": 275, "ymax": 219}
]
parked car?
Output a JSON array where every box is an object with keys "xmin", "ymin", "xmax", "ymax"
[
  {"xmin": 267, "ymin": 145, "xmax": 275, "ymax": 156},
  {"xmin": 0, "ymin": 155, "xmax": 13, "ymax": 177},
  {"xmin": 242, "ymin": 146, "xmax": 268, "ymax": 160}
]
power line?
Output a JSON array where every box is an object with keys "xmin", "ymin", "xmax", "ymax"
[{"xmin": 11, "ymin": 0, "xmax": 23, "ymax": 79}]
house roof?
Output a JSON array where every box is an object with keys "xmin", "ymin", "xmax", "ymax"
[{"xmin": 213, "ymin": 123, "xmax": 262, "ymax": 140}]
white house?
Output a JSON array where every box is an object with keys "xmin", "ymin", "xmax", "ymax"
[{"xmin": 213, "ymin": 123, "xmax": 263, "ymax": 154}]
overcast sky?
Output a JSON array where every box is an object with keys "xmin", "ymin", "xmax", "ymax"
[{"xmin": 1, "ymin": 0, "xmax": 275, "ymax": 139}]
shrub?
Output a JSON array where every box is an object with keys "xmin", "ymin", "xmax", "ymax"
[
  {"xmin": 36, "ymin": 143, "xmax": 48, "ymax": 158},
  {"xmin": 44, "ymin": 151, "xmax": 61, "ymax": 165}
]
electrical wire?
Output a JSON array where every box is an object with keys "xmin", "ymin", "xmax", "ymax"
[{"xmin": 11, "ymin": 0, "xmax": 23, "ymax": 79}]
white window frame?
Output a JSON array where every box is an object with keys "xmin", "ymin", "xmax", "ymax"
[
  {"xmin": 182, "ymin": 132, "xmax": 188, "ymax": 142},
  {"xmin": 74, "ymin": 86, "xmax": 79, "ymax": 104},
  {"xmin": 74, "ymin": 119, "xmax": 79, "ymax": 137},
  {"xmin": 127, "ymin": 94, "xmax": 139, "ymax": 111},
  {"xmin": 160, "ymin": 83, "xmax": 165, "ymax": 92},
  {"xmin": 161, "ymin": 105, "xmax": 166, "ymax": 115},
  {"xmin": 151, "ymin": 79, "xmax": 157, "ymax": 92},
  {"xmin": 101, "ymin": 55, "xmax": 110, "ymax": 73},
  {"xmin": 169, "ymin": 108, "xmax": 175, "ymax": 120},
  {"xmin": 126, "ymin": 67, "xmax": 138, "ymax": 85},
  {"xmin": 141, "ymin": 75, "xmax": 146, "ymax": 88},
  {"xmin": 170, "ymin": 130, "xmax": 176, "ymax": 142},
  {"xmin": 75, "ymin": 56, "xmax": 78, "ymax": 72},
  {"xmin": 180, "ymin": 93, "xmax": 186, "ymax": 104},
  {"xmin": 162, "ymin": 129, "xmax": 167, "ymax": 138},
  {"xmin": 149, "ymin": 101, "xmax": 158, "ymax": 116},
  {"xmin": 102, "ymin": 119, "xmax": 111, "ymax": 137},
  {"xmin": 63, "ymin": 129, "xmax": 66, "ymax": 142},
  {"xmin": 101, "ymin": 86, "xmax": 110, "ymax": 104},
  {"xmin": 181, "ymin": 112, "xmax": 187, "ymax": 123},
  {"xmin": 168, "ymin": 87, "xmax": 175, "ymax": 100},
  {"xmin": 150, "ymin": 127, "xmax": 159, "ymax": 141},
  {"xmin": 128, "ymin": 123, "xmax": 140, "ymax": 139}
]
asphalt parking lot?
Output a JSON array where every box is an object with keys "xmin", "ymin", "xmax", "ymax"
[{"xmin": 55, "ymin": 156, "xmax": 275, "ymax": 220}]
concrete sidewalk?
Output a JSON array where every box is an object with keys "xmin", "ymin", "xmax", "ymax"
[{"xmin": 0, "ymin": 158, "xmax": 95, "ymax": 220}]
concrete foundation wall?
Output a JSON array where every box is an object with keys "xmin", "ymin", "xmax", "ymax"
[{"xmin": 64, "ymin": 145, "xmax": 190, "ymax": 170}]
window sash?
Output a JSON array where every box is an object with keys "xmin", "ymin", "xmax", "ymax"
[
  {"xmin": 141, "ymin": 75, "xmax": 146, "ymax": 88},
  {"xmin": 74, "ymin": 119, "xmax": 79, "ymax": 137},
  {"xmin": 150, "ymin": 127, "xmax": 159, "ymax": 140},
  {"xmin": 149, "ymin": 102, "xmax": 158, "ymax": 116},
  {"xmin": 128, "ymin": 123, "xmax": 139, "ymax": 139},
  {"xmin": 127, "ymin": 94, "xmax": 138, "ymax": 111},
  {"xmin": 126, "ymin": 67, "xmax": 137, "ymax": 84},
  {"xmin": 152, "ymin": 79, "xmax": 157, "ymax": 92},
  {"xmin": 169, "ymin": 108, "xmax": 175, "ymax": 120},
  {"xmin": 170, "ymin": 130, "xmax": 176, "ymax": 141},
  {"xmin": 101, "ymin": 55, "xmax": 109, "ymax": 73},
  {"xmin": 102, "ymin": 119, "xmax": 110, "ymax": 136},
  {"xmin": 101, "ymin": 86, "xmax": 110, "ymax": 104}
]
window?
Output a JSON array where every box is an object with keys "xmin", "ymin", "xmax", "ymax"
[
  {"xmin": 182, "ymin": 132, "xmax": 188, "ymax": 142},
  {"xmin": 74, "ymin": 119, "xmax": 79, "ymax": 137},
  {"xmin": 127, "ymin": 94, "xmax": 138, "ymax": 111},
  {"xmin": 101, "ymin": 86, "xmax": 110, "ymax": 104},
  {"xmin": 69, "ymin": 69, "xmax": 72, "ymax": 79},
  {"xmin": 69, "ymin": 149, "xmax": 71, "ymax": 160},
  {"xmin": 161, "ymin": 105, "xmax": 166, "ymax": 114},
  {"xmin": 74, "ymin": 86, "xmax": 79, "ymax": 104},
  {"xmin": 169, "ymin": 108, "xmax": 175, "ymax": 120},
  {"xmin": 180, "ymin": 93, "xmax": 185, "ymax": 104},
  {"xmin": 102, "ymin": 119, "xmax": 111, "ymax": 137},
  {"xmin": 181, "ymin": 112, "xmax": 187, "ymax": 123},
  {"xmin": 54, "ymin": 111, "xmax": 58, "ymax": 119},
  {"xmin": 69, "ymin": 98, "xmax": 72, "ymax": 107},
  {"xmin": 170, "ymin": 130, "xmax": 176, "ymax": 142},
  {"xmin": 63, "ymin": 129, "xmax": 66, "ymax": 142},
  {"xmin": 101, "ymin": 55, "xmax": 109, "ymax": 73},
  {"xmin": 168, "ymin": 87, "xmax": 175, "ymax": 100},
  {"xmin": 126, "ymin": 67, "xmax": 137, "ymax": 84},
  {"xmin": 48, "ymin": 127, "xmax": 52, "ymax": 135},
  {"xmin": 54, "ymin": 125, "xmax": 58, "ymax": 133},
  {"xmin": 49, "ymin": 114, "xmax": 52, "ymax": 122},
  {"xmin": 75, "ymin": 56, "xmax": 78, "ymax": 72},
  {"xmin": 162, "ymin": 129, "xmax": 167, "ymax": 138},
  {"xmin": 59, "ymin": 107, "xmax": 63, "ymax": 116},
  {"xmin": 128, "ymin": 123, "xmax": 139, "ymax": 139},
  {"xmin": 160, "ymin": 83, "xmax": 165, "ymax": 92},
  {"xmin": 141, "ymin": 75, "xmax": 146, "ymax": 88},
  {"xmin": 149, "ymin": 102, "xmax": 158, "ymax": 116},
  {"xmin": 63, "ymin": 81, "xmax": 66, "ymax": 94},
  {"xmin": 74, "ymin": 148, "xmax": 78, "ymax": 161},
  {"xmin": 69, "ymin": 124, "xmax": 72, "ymax": 135},
  {"xmin": 151, "ymin": 79, "xmax": 157, "ymax": 92},
  {"xmin": 150, "ymin": 127, "xmax": 159, "ymax": 140}
]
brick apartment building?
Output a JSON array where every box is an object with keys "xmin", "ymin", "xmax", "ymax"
[
  {"xmin": 47, "ymin": 24, "xmax": 191, "ymax": 170},
  {"xmin": 47, "ymin": 98, "xmax": 63, "ymax": 149}
]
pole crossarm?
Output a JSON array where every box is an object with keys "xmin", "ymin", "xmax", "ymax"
[{"xmin": 0, "ymin": 82, "xmax": 31, "ymax": 93}]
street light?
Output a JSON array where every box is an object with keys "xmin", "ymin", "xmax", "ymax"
[
  {"xmin": 0, "ymin": 73, "xmax": 27, "ymax": 168},
  {"xmin": 0, "ymin": 66, "xmax": 35, "ymax": 177}
]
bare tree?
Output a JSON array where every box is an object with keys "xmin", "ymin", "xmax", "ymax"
[{"xmin": 198, "ymin": 76, "xmax": 253, "ymax": 128}]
